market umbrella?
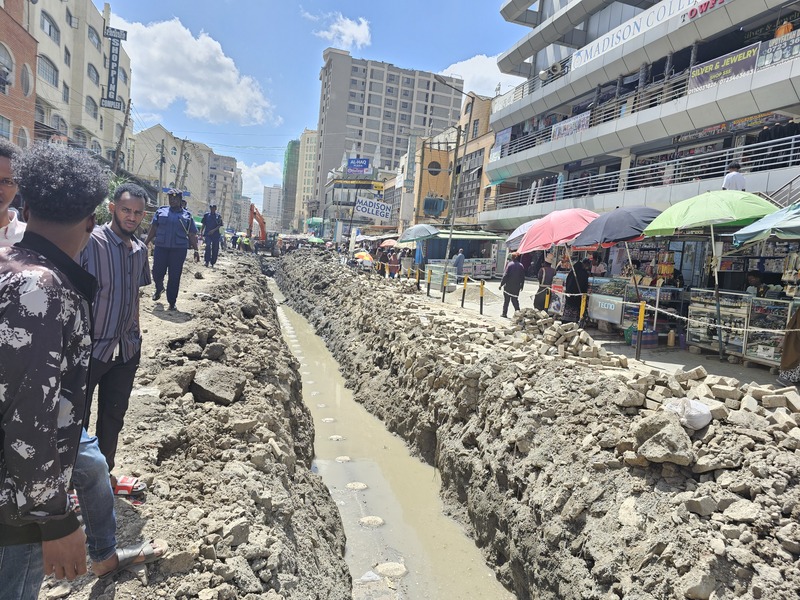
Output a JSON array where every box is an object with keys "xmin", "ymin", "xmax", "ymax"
[
  {"xmin": 308, "ymin": 236, "xmax": 324, "ymax": 244},
  {"xmin": 505, "ymin": 219, "xmax": 537, "ymax": 251},
  {"xmin": 643, "ymin": 190, "xmax": 778, "ymax": 359},
  {"xmin": 732, "ymin": 201, "xmax": 800, "ymax": 247},
  {"xmin": 571, "ymin": 206, "xmax": 662, "ymax": 249},
  {"xmin": 354, "ymin": 251, "xmax": 373, "ymax": 261},
  {"xmin": 517, "ymin": 208, "xmax": 599, "ymax": 254},
  {"xmin": 398, "ymin": 223, "xmax": 439, "ymax": 243},
  {"xmin": 380, "ymin": 238, "xmax": 398, "ymax": 248}
]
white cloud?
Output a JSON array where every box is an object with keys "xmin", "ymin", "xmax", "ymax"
[
  {"xmin": 440, "ymin": 54, "xmax": 525, "ymax": 98},
  {"xmin": 240, "ymin": 161, "xmax": 283, "ymax": 201},
  {"xmin": 312, "ymin": 13, "xmax": 371, "ymax": 50},
  {"xmin": 299, "ymin": 6, "xmax": 320, "ymax": 22},
  {"xmin": 109, "ymin": 16, "xmax": 279, "ymax": 127}
]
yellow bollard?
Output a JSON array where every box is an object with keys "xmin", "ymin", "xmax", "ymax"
[
  {"xmin": 545, "ymin": 289, "xmax": 551, "ymax": 309},
  {"xmin": 480, "ymin": 279, "xmax": 485, "ymax": 315},
  {"xmin": 637, "ymin": 301, "xmax": 646, "ymax": 331},
  {"xmin": 580, "ymin": 294, "xmax": 587, "ymax": 318}
]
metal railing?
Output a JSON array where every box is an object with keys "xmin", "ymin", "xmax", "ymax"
[
  {"xmin": 492, "ymin": 56, "xmax": 571, "ymax": 113},
  {"xmin": 493, "ymin": 133, "xmax": 800, "ymax": 211}
]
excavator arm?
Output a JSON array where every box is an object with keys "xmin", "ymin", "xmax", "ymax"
[{"xmin": 248, "ymin": 203, "xmax": 267, "ymax": 241}]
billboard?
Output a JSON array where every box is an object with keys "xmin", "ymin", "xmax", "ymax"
[
  {"xmin": 688, "ymin": 43, "xmax": 760, "ymax": 94},
  {"xmin": 354, "ymin": 197, "xmax": 392, "ymax": 222},
  {"xmin": 347, "ymin": 158, "xmax": 371, "ymax": 175}
]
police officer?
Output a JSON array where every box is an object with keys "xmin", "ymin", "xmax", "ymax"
[
  {"xmin": 144, "ymin": 189, "xmax": 199, "ymax": 311},
  {"xmin": 200, "ymin": 203, "xmax": 223, "ymax": 267}
]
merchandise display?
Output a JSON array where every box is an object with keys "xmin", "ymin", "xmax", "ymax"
[
  {"xmin": 745, "ymin": 298, "xmax": 800, "ymax": 365},
  {"xmin": 687, "ymin": 289, "xmax": 749, "ymax": 354}
]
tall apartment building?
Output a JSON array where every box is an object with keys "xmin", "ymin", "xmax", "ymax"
[
  {"xmin": 483, "ymin": 0, "xmax": 800, "ymax": 230},
  {"xmin": 281, "ymin": 139, "xmax": 299, "ymax": 231},
  {"xmin": 295, "ymin": 128, "xmax": 317, "ymax": 231},
  {"xmin": 313, "ymin": 48, "xmax": 464, "ymax": 212},
  {"xmin": 26, "ymin": 1, "xmax": 132, "ymax": 163},
  {"xmin": 208, "ymin": 152, "xmax": 236, "ymax": 225},
  {"xmin": 0, "ymin": 0, "xmax": 37, "ymax": 146},
  {"xmin": 262, "ymin": 184, "xmax": 282, "ymax": 231}
]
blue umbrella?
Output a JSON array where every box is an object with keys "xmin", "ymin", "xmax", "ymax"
[
  {"xmin": 570, "ymin": 206, "xmax": 662, "ymax": 249},
  {"xmin": 398, "ymin": 223, "xmax": 440, "ymax": 242},
  {"xmin": 733, "ymin": 201, "xmax": 800, "ymax": 247}
]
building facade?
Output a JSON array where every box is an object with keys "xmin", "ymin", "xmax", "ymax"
[
  {"xmin": 262, "ymin": 184, "xmax": 282, "ymax": 232},
  {"xmin": 296, "ymin": 128, "xmax": 317, "ymax": 231},
  {"xmin": 208, "ymin": 152, "xmax": 236, "ymax": 226},
  {"xmin": 484, "ymin": 0, "xmax": 800, "ymax": 230},
  {"xmin": 0, "ymin": 0, "xmax": 37, "ymax": 147},
  {"xmin": 313, "ymin": 48, "xmax": 464, "ymax": 215},
  {"xmin": 281, "ymin": 139, "xmax": 299, "ymax": 231}
]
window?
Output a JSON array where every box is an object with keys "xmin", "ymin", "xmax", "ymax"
[
  {"xmin": 35, "ymin": 102, "xmax": 45, "ymax": 124},
  {"xmin": 119, "ymin": 68, "xmax": 128, "ymax": 85},
  {"xmin": 91, "ymin": 141, "xmax": 101, "ymax": 154},
  {"xmin": 37, "ymin": 55, "xmax": 58, "ymax": 87},
  {"xmin": 52, "ymin": 114, "xmax": 67, "ymax": 134},
  {"xmin": 64, "ymin": 47, "xmax": 71, "ymax": 66},
  {"xmin": 87, "ymin": 63, "xmax": 99, "ymax": 85},
  {"xmin": 85, "ymin": 96, "xmax": 98, "ymax": 119},
  {"xmin": 115, "ymin": 124, "xmax": 123, "ymax": 138},
  {"xmin": 472, "ymin": 119, "xmax": 479, "ymax": 139},
  {"xmin": 16, "ymin": 127, "xmax": 28, "ymax": 148},
  {"xmin": 171, "ymin": 146, "xmax": 177, "ymax": 155},
  {"xmin": 170, "ymin": 165, "xmax": 177, "ymax": 173},
  {"xmin": 88, "ymin": 26, "xmax": 101, "ymax": 51},
  {"xmin": 21, "ymin": 64, "xmax": 31, "ymax": 96},
  {"xmin": 99, "ymin": 116, "xmax": 103, "ymax": 130},
  {"xmin": 0, "ymin": 116, "xmax": 10, "ymax": 140},
  {"xmin": 0, "ymin": 45, "xmax": 12, "ymax": 94},
  {"xmin": 41, "ymin": 12, "xmax": 61, "ymax": 44},
  {"xmin": 62, "ymin": 83, "xmax": 69, "ymax": 103},
  {"xmin": 74, "ymin": 130, "xmax": 86, "ymax": 147}
]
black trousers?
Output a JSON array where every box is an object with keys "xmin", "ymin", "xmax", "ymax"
[
  {"xmin": 502, "ymin": 292, "xmax": 520, "ymax": 316},
  {"xmin": 85, "ymin": 350, "xmax": 141, "ymax": 472},
  {"xmin": 204, "ymin": 236, "xmax": 220, "ymax": 265}
]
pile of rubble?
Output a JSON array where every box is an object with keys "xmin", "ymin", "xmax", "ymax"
[
  {"xmin": 50, "ymin": 258, "xmax": 350, "ymax": 600},
  {"xmin": 273, "ymin": 250, "xmax": 799, "ymax": 600}
]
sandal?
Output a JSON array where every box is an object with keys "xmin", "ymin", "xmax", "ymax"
[
  {"xmin": 111, "ymin": 475, "xmax": 147, "ymax": 497},
  {"xmin": 98, "ymin": 538, "xmax": 168, "ymax": 580}
]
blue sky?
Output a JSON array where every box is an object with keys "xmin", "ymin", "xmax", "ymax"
[{"xmin": 95, "ymin": 1, "xmax": 524, "ymax": 201}]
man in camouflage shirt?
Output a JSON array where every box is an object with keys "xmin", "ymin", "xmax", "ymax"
[{"xmin": 0, "ymin": 144, "xmax": 108, "ymax": 598}]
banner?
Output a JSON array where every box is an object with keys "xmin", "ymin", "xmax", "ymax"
[
  {"xmin": 688, "ymin": 42, "xmax": 760, "ymax": 94},
  {"xmin": 100, "ymin": 26, "xmax": 127, "ymax": 110},
  {"xmin": 347, "ymin": 158, "xmax": 371, "ymax": 175},
  {"xmin": 757, "ymin": 29, "xmax": 800, "ymax": 71},
  {"xmin": 588, "ymin": 294, "xmax": 624, "ymax": 324},
  {"xmin": 551, "ymin": 111, "xmax": 591, "ymax": 141},
  {"xmin": 354, "ymin": 197, "xmax": 392, "ymax": 222}
]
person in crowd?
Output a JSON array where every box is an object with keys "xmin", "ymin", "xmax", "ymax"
[
  {"xmin": 534, "ymin": 253, "xmax": 556, "ymax": 311},
  {"xmin": 452, "ymin": 248, "xmax": 466, "ymax": 276},
  {"xmin": 0, "ymin": 139, "xmax": 24, "ymax": 245},
  {"xmin": 745, "ymin": 270, "xmax": 765, "ymax": 296},
  {"xmin": 0, "ymin": 143, "xmax": 106, "ymax": 596},
  {"xmin": 591, "ymin": 252, "xmax": 608, "ymax": 276},
  {"xmin": 722, "ymin": 161, "xmax": 746, "ymax": 191},
  {"xmin": 144, "ymin": 189, "xmax": 199, "ymax": 311},
  {"xmin": 564, "ymin": 258, "xmax": 589, "ymax": 322},
  {"xmin": 500, "ymin": 253, "xmax": 526, "ymax": 318},
  {"xmin": 388, "ymin": 251, "xmax": 400, "ymax": 279},
  {"xmin": 556, "ymin": 253, "xmax": 572, "ymax": 273},
  {"xmin": 779, "ymin": 308, "xmax": 800, "ymax": 386},
  {"xmin": 200, "ymin": 203, "xmax": 224, "ymax": 267},
  {"xmin": 230, "ymin": 233, "xmax": 239, "ymax": 250}
]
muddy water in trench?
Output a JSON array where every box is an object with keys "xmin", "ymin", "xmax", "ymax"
[{"xmin": 272, "ymin": 293, "xmax": 514, "ymax": 600}]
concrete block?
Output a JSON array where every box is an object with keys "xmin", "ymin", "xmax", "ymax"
[
  {"xmin": 761, "ymin": 394, "xmax": 787, "ymax": 409},
  {"xmin": 711, "ymin": 385, "xmax": 743, "ymax": 401}
]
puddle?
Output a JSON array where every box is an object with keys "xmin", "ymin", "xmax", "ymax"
[{"xmin": 272, "ymin": 285, "xmax": 514, "ymax": 600}]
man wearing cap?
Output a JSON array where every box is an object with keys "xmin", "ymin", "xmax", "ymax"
[
  {"xmin": 200, "ymin": 203, "xmax": 223, "ymax": 267},
  {"xmin": 144, "ymin": 189, "xmax": 199, "ymax": 311}
]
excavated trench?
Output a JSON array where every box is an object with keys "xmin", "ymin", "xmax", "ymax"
[{"xmin": 267, "ymin": 250, "xmax": 800, "ymax": 600}]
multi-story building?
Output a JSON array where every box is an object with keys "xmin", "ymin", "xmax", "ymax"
[
  {"xmin": 483, "ymin": 0, "xmax": 800, "ymax": 230},
  {"xmin": 314, "ymin": 48, "xmax": 464, "ymax": 213},
  {"xmin": 262, "ymin": 184, "xmax": 282, "ymax": 231},
  {"xmin": 0, "ymin": 0, "xmax": 37, "ymax": 147},
  {"xmin": 27, "ymin": 1, "xmax": 132, "ymax": 165},
  {"xmin": 208, "ymin": 152, "xmax": 236, "ymax": 225},
  {"xmin": 281, "ymin": 139, "xmax": 299, "ymax": 231},
  {"xmin": 296, "ymin": 128, "xmax": 317, "ymax": 231},
  {"xmin": 132, "ymin": 123, "xmax": 210, "ymax": 214}
]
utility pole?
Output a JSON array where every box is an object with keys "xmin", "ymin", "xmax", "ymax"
[
  {"xmin": 179, "ymin": 150, "xmax": 192, "ymax": 191},
  {"xmin": 174, "ymin": 138, "xmax": 186, "ymax": 190},
  {"xmin": 441, "ymin": 124, "xmax": 462, "ymax": 301},
  {"xmin": 112, "ymin": 100, "xmax": 130, "ymax": 174},
  {"xmin": 157, "ymin": 138, "xmax": 165, "ymax": 204}
]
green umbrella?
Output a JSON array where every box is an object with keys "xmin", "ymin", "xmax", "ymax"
[
  {"xmin": 308, "ymin": 236, "xmax": 324, "ymax": 244},
  {"xmin": 644, "ymin": 190, "xmax": 777, "ymax": 360},
  {"xmin": 643, "ymin": 191, "xmax": 777, "ymax": 236}
]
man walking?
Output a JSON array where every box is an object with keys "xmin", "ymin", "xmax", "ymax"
[
  {"xmin": 144, "ymin": 189, "xmax": 199, "ymax": 311},
  {"xmin": 722, "ymin": 161, "xmax": 746, "ymax": 191},
  {"xmin": 452, "ymin": 248, "xmax": 466, "ymax": 276},
  {"xmin": 499, "ymin": 253, "xmax": 526, "ymax": 318},
  {"xmin": 200, "ymin": 203, "xmax": 223, "ymax": 267},
  {"xmin": 0, "ymin": 143, "xmax": 107, "ymax": 596}
]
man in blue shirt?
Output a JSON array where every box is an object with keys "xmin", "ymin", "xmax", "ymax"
[
  {"xmin": 144, "ymin": 189, "xmax": 199, "ymax": 311},
  {"xmin": 199, "ymin": 203, "xmax": 223, "ymax": 267}
]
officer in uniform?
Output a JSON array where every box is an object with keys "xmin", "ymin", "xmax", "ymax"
[
  {"xmin": 200, "ymin": 203, "xmax": 223, "ymax": 267},
  {"xmin": 144, "ymin": 188, "xmax": 199, "ymax": 311}
]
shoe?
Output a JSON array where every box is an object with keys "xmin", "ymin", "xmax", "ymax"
[
  {"xmin": 204, "ymin": 263, "xmax": 209, "ymax": 267},
  {"xmin": 501, "ymin": 314, "xmax": 508, "ymax": 318},
  {"xmin": 168, "ymin": 304, "xmax": 177, "ymax": 311},
  {"xmin": 152, "ymin": 290, "xmax": 162, "ymax": 301}
]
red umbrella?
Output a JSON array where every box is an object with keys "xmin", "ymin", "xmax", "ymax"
[
  {"xmin": 379, "ymin": 238, "xmax": 398, "ymax": 248},
  {"xmin": 516, "ymin": 208, "xmax": 599, "ymax": 253}
]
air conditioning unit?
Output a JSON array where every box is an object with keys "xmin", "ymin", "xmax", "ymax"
[{"xmin": 549, "ymin": 62, "xmax": 563, "ymax": 76}]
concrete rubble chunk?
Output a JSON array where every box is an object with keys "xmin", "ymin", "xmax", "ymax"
[
  {"xmin": 723, "ymin": 499, "xmax": 760, "ymax": 523},
  {"xmin": 191, "ymin": 364, "xmax": 247, "ymax": 405},
  {"xmin": 685, "ymin": 495, "xmax": 717, "ymax": 516},
  {"xmin": 631, "ymin": 412, "xmax": 694, "ymax": 466}
]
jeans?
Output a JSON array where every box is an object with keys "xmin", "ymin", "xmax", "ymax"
[
  {"xmin": 0, "ymin": 543, "xmax": 44, "ymax": 600},
  {"xmin": 204, "ymin": 236, "xmax": 220, "ymax": 266},
  {"xmin": 152, "ymin": 246, "xmax": 187, "ymax": 306},
  {"xmin": 85, "ymin": 351, "xmax": 141, "ymax": 472},
  {"xmin": 71, "ymin": 430, "xmax": 116, "ymax": 563},
  {"xmin": 502, "ymin": 291, "xmax": 520, "ymax": 316}
]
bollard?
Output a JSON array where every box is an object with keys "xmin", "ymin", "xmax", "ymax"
[
  {"xmin": 461, "ymin": 275, "xmax": 468, "ymax": 308},
  {"xmin": 545, "ymin": 288, "xmax": 551, "ymax": 309},
  {"xmin": 441, "ymin": 272, "xmax": 449, "ymax": 302},
  {"xmin": 580, "ymin": 294, "xmax": 587, "ymax": 319},
  {"xmin": 416, "ymin": 268, "xmax": 421, "ymax": 291},
  {"xmin": 479, "ymin": 280, "xmax": 485, "ymax": 315},
  {"xmin": 426, "ymin": 268, "xmax": 431, "ymax": 297},
  {"xmin": 635, "ymin": 301, "xmax": 646, "ymax": 361}
]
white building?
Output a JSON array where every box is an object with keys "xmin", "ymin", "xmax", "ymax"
[
  {"xmin": 313, "ymin": 48, "xmax": 464, "ymax": 213},
  {"xmin": 262, "ymin": 184, "xmax": 283, "ymax": 231},
  {"xmin": 484, "ymin": 0, "xmax": 800, "ymax": 230}
]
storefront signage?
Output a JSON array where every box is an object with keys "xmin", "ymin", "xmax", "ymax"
[
  {"xmin": 588, "ymin": 294, "xmax": 624, "ymax": 324},
  {"xmin": 347, "ymin": 158, "xmax": 371, "ymax": 175},
  {"xmin": 672, "ymin": 122, "xmax": 727, "ymax": 144},
  {"xmin": 744, "ymin": 12, "xmax": 800, "ymax": 42},
  {"xmin": 757, "ymin": 29, "xmax": 800, "ymax": 71},
  {"xmin": 680, "ymin": 0, "xmax": 726, "ymax": 23},
  {"xmin": 688, "ymin": 43, "xmax": 760, "ymax": 94},
  {"xmin": 332, "ymin": 179, "xmax": 384, "ymax": 190},
  {"xmin": 100, "ymin": 26, "xmax": 127, "ymax": 111},
  {"xmin": 354, "ymin": 197, "xmax": 392, "ymax": 221},
  {"xmin": 571, "ymin": 0, "xmax": 698, "ymax": 70},
  {"xmin": 551, "ymin": 111, "xmax": 591, "ymax": 141},
  {"xmin": 489, "ymin": 127, "xmax": 512, "ymax": 163}
]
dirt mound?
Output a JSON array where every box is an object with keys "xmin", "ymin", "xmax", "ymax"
[{"xmin": 274, "ymin": 250, "xmax": 800, "ymax": 600}]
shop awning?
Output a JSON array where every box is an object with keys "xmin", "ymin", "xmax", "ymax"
[{"xmin": 432, "ymin": 230, "xmax": 505, "ymax": 241}]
